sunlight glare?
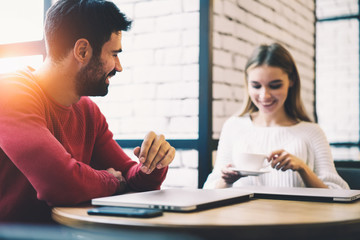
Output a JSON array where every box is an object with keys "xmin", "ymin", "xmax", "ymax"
[{"xmin": 0, "ymin": 55, "xmax": 43, "ymax": 74}]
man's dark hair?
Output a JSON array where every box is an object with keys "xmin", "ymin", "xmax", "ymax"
[{"xmin": 45, "ymin": 0, "xmax": 132, "ymax": 61}]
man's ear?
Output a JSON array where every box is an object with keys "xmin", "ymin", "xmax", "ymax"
[{"xmin": 73, "ymin": 39, "xmax": 92, "ymax": 64}]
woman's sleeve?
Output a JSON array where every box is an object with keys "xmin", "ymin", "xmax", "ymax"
[{"xmin": 310, "ymin": 124, "xmax": 350, "ymax": 189}]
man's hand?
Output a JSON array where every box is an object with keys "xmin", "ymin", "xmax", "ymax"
[
  {"xmin": 133, "ymin": 131, "xmax": 175, "ymax": 174},
  {"xmin": 106, "ymin": 168, "xmax": 127, "ymax": 194}
]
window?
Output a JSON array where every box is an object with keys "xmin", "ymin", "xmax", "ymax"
[
  {"xmin": 316, "ymin": 0, "xmax": 360, "ymax": 163},
  {"xmin": 0, "ymin": 0, "xmax": 50, "ymax": 73}
]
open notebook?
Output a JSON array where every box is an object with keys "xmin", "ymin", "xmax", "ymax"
[
  {"xmin": 235, "ymin": 186, "xmax": 360, "ymax": 202},
  {"xmin": 92, "ymin": 188, "xmax": 253, "ymax": 212}
]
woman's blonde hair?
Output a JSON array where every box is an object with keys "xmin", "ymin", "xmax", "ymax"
[{"xmin": 239, "ymin": 43, "xmax": 311, "ymax": 122}]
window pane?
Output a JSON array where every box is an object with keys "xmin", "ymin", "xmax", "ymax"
[
  {"xmin": 0, "ymin": 55, "xmax": 43, "ymax": 74},
  {"xmin": 316, "ymin": 0, "xmax": 358, "ymax": 19},
  {"xmin": 0, "ymin": 0, "xmax": 44, "ymax": 44},
  {"xmin": 316, "ymin": 19, "xmax": 359, "ymax": 144},
  {"xmin": 331, "ymin": 147, "xmax": 360, "ymax": 161}
]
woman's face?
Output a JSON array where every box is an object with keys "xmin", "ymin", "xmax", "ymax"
[{"xmin": 247, "ymin": 65, "xmax": 292, "ymax": 117}]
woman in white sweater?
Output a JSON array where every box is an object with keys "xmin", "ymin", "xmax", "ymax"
[{"xmin": 203, "ymin": 43, "xmax": 349, "ymax": 190}]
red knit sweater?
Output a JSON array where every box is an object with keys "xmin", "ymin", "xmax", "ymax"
[{"xmin": 0, "ymin": 69, "xmax": 167, "ymax": 222}]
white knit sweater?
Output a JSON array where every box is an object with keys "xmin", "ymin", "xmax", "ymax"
[{"xmin": 203, "ymin": 116, "xmax": 349, "ymax": 189}]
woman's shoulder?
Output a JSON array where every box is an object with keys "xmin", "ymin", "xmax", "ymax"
[
  {"xmin": 295, "ymin": 121, "xmax": 327, "ymax": 139},
  {"xmin": 297, "ymin": 121, "xmax": 323, "ymax": 131}
]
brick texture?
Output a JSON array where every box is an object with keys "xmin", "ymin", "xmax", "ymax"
[
  {"xmin": 93, "ymin": 0, "xmax": 200, "ymax": 188},
  {"xmin": 92, "ymin": 0, "xmax": 316, "ymax": 188}
]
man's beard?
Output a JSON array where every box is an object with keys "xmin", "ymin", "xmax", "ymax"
[{"xmin": 75, "ymin": 56, "xmax": 116, "ymax": 97}]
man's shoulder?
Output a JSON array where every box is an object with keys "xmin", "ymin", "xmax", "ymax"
[
  {"xmin": 1, "ymin": 67, "xmax": 36, "ymax": 82},
  {"xmin": 0, "ymin": 67, "xmax": 40, "ymax": 93},
  {"xmin": 0, "ymin": 68, "xmax": 50, "ymax": 119}
]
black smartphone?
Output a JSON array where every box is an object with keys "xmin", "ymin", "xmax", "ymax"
[{"xmin": 87, "ymin": 206, "xmax": 163, "ymax": 218}]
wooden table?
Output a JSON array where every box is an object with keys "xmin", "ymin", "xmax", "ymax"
[{"xmin": 52, "ymin": 198, "xmax": 360, "ymax": 240}]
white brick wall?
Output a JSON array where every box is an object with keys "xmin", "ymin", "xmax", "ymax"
[
  {"xmin": 92, "ymin": 0, "xmax": 200, "ymax": 188},
  {"xmin": 94, "ymin": 0, "xmax": 200, "ymax": 141},
  {"xmin": 212, "ymin": 0, "xmax": 316, "ymax": 138}
]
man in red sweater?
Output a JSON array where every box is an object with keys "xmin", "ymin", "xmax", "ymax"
[{"xmin": 0, "ymin": 0, "xmax": 175, "ymax": 222}]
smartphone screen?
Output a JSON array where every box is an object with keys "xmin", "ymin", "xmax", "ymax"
[{"xmin": 87, "ymin": 206, "xmax": 163, "ymax": 218}]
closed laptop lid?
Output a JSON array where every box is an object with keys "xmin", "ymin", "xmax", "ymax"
[
  {"xmin": 92, "ymin": 188, "xmax": 253, "ymax": 211},
  {"xmin": 235, "ymin": 186, "xmax": 360, "ymax": 202}
]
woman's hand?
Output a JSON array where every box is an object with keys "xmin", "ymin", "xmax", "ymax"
[
  {"xmin": 221, "ymin": 163, "xmax": 241, "ymax": 184},
  {"xmin": 268, "ymin": 149, "xmax": 307, "ymax": 172},
  {"xmin": 268, "ymin": 149, "xmax": 328, "ymax": 188},
  {"xmin": 215, "ymin": 164, "xmax": 241, "ymax": 188}
]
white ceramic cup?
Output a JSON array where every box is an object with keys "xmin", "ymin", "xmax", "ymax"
[{"xmin": 234, "ymin": 152, "xmax": 269, "ymax": 171}]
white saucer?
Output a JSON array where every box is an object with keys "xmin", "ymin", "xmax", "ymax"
[{"xmin": 229, "ymin": 168, "xmax": 270, "ymax": 176}]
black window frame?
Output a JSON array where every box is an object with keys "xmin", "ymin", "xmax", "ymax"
[
  {"xmin": 0, "ymin": 0, "xmax": 51, "ymax": 60},
  {"xmin": 118, "ymin": 0, "xmax": 217, "ymax": 188}
]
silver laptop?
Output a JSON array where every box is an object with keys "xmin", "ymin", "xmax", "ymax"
[
  {"xmin": 92, "ymin": 188, "xmax": 253, "ymax": 211},
  {"xmin": 235, "ymin": 186, "xmax": 360, "ymax": 202}
]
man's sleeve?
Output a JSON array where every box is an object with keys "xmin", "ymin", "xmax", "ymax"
[
  {"xmin": 89, "ymin": 101, "xmax": 168, "ymax": 192},
  {"xmin": 0, "ymin": 79, "xmax": 121, "ymax": 206}
]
